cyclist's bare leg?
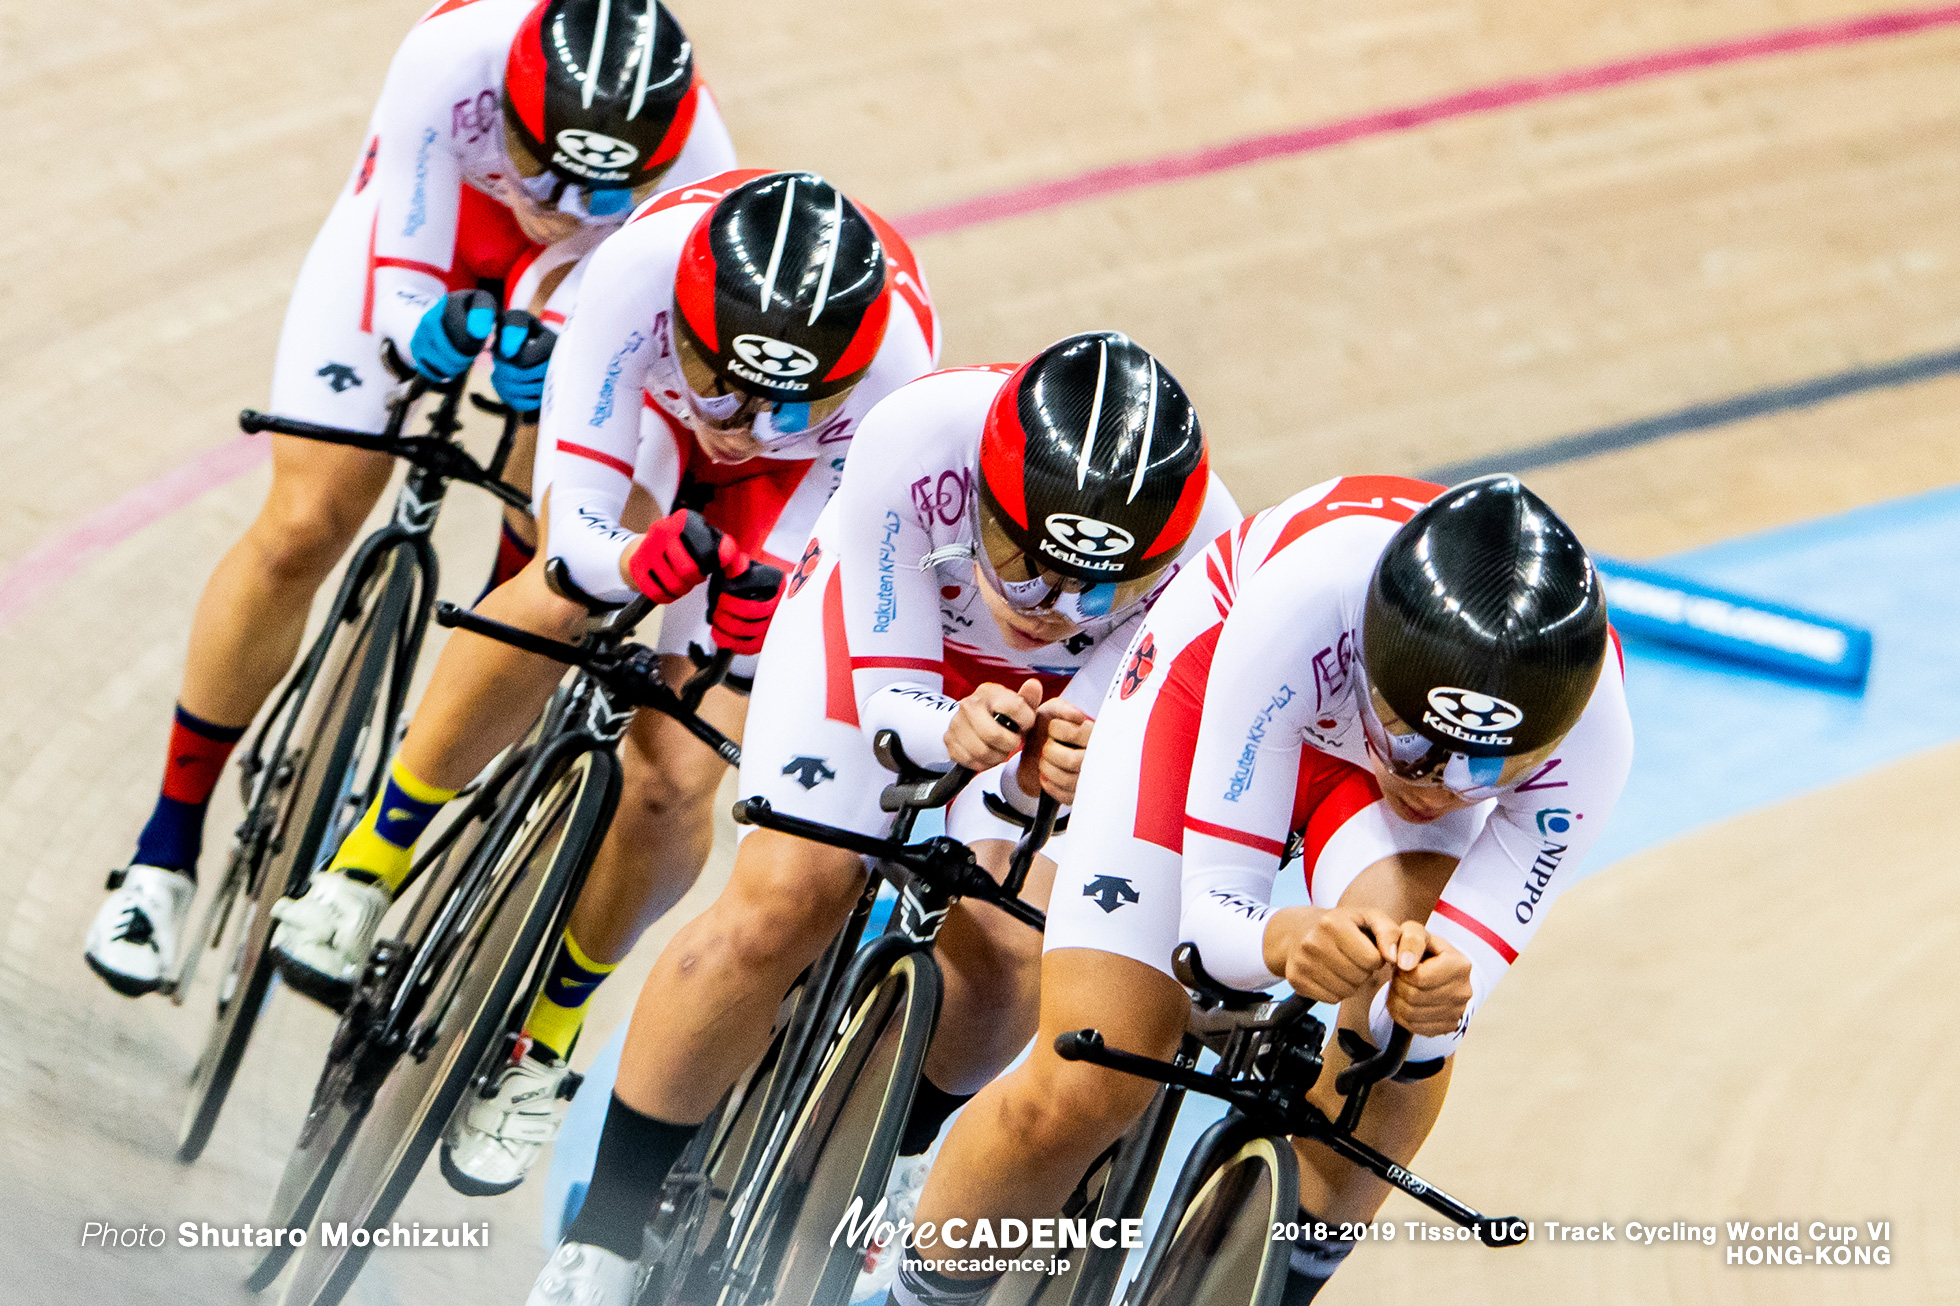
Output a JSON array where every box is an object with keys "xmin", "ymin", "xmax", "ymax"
[
  {"xmin": 499, "ymin": 420, "xmax": 539, "ymax": 549},
  {"xmin": 1294, "ymin": 850, "xmax": 1457, "ymax": 1223},
  {"xmin": 177, "ymin": 434, "xmax": 395, "ymax": 726},
  {"xmin": 388, "ymin": 548, "xmax": 587, "ymax": 790},
  {"xmin": 613, "ymin": 828, "xmax": 869, "ymax": 1124},
  {"xmin": 562, "ymin": 667, "xmax": 748, "ymax": 962},
  {"xmin": 910, "ymin": 948, "xmax": 1186, "ymax": 1260},
  {"xmin": 919, "ymin": 842, "xmax": 1056, "ymax": 1094}
]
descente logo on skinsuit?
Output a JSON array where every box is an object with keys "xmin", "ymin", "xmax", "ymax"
[{"xmin": 1422, "ymin": 687, "xmax": 1523, "ymax": 747}]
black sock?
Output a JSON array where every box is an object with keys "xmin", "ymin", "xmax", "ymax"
[
  {"xmin": 1279, "ymin": 1208, "xmax": 1355, "ymax": 1305},
  {"xmin": 891, "ymin": 1261, "xmax": 1001, "ymax": 1306},
  {"xmin": 898, "ymin": 1076, "xmax": 973, "ymax": 1157},
  {"xmin": 562, "ymin": 1094, "xmax": 697, "ymax": 1260}
]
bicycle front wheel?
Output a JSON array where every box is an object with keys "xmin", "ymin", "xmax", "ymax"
[
  {"xmin": 275, "ymin": 743, "xmax": 618, "ymax": 1306},
  {"xmin": 721, "ymin": 944, "xmax": 941, "ymax": 1306},
  {"xmin": 177, "ymin": 545, "xmax": 417, "ymax": 1164},
  {"xmin": 1130, "ymin": 1136, "xmax": 1297, "ymax": 1306}
]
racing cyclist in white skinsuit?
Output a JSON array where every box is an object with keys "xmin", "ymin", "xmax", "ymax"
[
  {"xmin": 526, "ymin": 333, "xmax": 1241, "ymax": 1304},
  {"xmin": 896, "ymin": 474, "xmax": 1633, "ymax": 1306},
  {"xmin": 84, "ymin": 0, "xmax": 735, "ymax": 997}
]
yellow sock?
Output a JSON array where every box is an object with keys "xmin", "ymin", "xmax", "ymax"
[
  {"xmin": 327, "ymin": 758, "xmax": 459, "ymax": 895},
  {"xmin": 523, "ymin": 929, "xmax": 618, "ymax": 1061}
]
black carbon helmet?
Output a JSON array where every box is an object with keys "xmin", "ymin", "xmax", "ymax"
[
  {"xmin": 503, "ymin": 0, "xmax": 699, "ymax": 189},
  {"xmin": 672, "ymin": 172, "xmax": 891, "ymax": 404},
  {"xmin": 1363, "ymin": 475, "xmax": 1607, "ymax": 757},
  {"xmin": 978, "ymin": 332, "xmax": 1210, "ymax": 585}
]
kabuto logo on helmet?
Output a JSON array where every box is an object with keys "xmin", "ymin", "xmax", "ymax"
[
  {"xmin": 1045, "ymin": 513, "xmax": 1134, "ymax": 560},
  {"xmin": 1423, "ymin": 687, "xmax": 1523, "ymax": 746},
  {"xmin": 556, "ymin": 129, "xmax": 639, "ymax": 168},
  {"xmin": 730, "ymin": 334, "xmax": 820, "ymax": 383}
]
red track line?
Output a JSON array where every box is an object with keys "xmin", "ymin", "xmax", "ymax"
[
  {"xmin": 6, "ymin": 2, "xmax": 1960, "ymax": 630},
  {"xmin": 0, "ymin": 435, "xmax": 267, "ymax": 626},
  {"xmin": 894, "ymin": 2, "xmax": 1960, "ymax": 237}
]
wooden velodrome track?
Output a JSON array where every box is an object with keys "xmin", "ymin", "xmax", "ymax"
[{"xmin": 3, "ymin": 1, "xmax": 1956, "ymax": 1302}]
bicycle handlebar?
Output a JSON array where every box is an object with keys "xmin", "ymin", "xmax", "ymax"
[
  {"xmin": 238, "ymin": 371, "xmax": 531, "ymax": 513},
  {"xmin": 1334, "ymin": 1024, "xmax": 1412, "ymax": 1097},
  {"xmin": 431, "ymin": 601, "xmax": 739, "ymax": 764},
  {"xmin": 730, "ymin": 795, "xmax": 1050, "ymax": 935}
]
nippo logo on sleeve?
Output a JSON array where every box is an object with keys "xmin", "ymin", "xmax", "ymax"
[
  {"xmin": 554, "ymin": 128, "xmax": 639, "ymax": 173},
  {"xmin": 731, "ymin": 334, "xmax": 820, "ymax": 380},
  {"xmin": 1044, "ymin": 513, "xmax": 1134, "ymax": 559},
  {"xmin": 1423, "ymin": 687, "xmax": 1523, "ymax": 744}
]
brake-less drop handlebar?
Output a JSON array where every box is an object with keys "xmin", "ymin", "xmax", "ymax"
[{"xmin": 1055, "ymin": 954, "xmax": 1526, "ymax": 1249}]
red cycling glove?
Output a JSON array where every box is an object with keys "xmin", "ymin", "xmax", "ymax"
[
  {"xmin": 709, "ymin": 556, "xmax": 786, "ymax": 655},
  {"xmin": 629, "ymin": 509, "xmax": 733, "ymax": 604}
]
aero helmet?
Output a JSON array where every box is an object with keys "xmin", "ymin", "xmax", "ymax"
[
  {"xmin": 1361, "ymin": 475, "xmax": 1607, "ymax": 786},
  {"xmin": 975, "ymin": 332, "xmax": 1210, "ymax": 619},
  {"xmin": 671, "ymin": 172, "xmax": 891, "ymax": 430},
  {"xmin": 503, "ymin": 0, "xmax": 699, "ymax": 192}
]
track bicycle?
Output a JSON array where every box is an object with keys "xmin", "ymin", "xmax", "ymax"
[
  {"xmin": 625, "ymin": 735, "xmax": 976, "ymax": 1306},
  {"xmin": 258, "ymin": 576, "xmax": 740, "ymax": 1306},
  {"xmin": 704, "ymin": 760, "xmax": 1063, "ymax": 1306},
  {"xmin": 171, "ymin": 335, "xmax": 537, "ymax": 1164},
  {"xmin": 1056, "ymin": 943, "xmax": 1528, "ymax": 1306}
]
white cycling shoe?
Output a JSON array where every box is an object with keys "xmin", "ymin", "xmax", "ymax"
[
  {"xmin": 83, "ymin": 865, "xmax": 195, "ymax": 997},
  {"xmin": 269, "ymin": 870, "xmax": 390, "ymax": 1007},
  {"xmin": 526, "ymin": 1240, "xmax": 641, "ymax": 1306},
  {"xmin": 441, "ymin": 1049, "xmax": 579, "ymax": 1196},
  {"xmin": 853, "ymin": 1150, "xmax": 933, "ymax": 1302}
]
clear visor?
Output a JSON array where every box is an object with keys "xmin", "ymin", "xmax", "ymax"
[
  {"xmin": 673, "ymin": 321, "xmax": 854, "ymax": 449},
  {"xmin": 1353, "ymin": 662, "xmax": 1561, "ymax": 800},
  {"xmin": 974, "ymin": 496, "xmax": 1172, "ymax": 623}
]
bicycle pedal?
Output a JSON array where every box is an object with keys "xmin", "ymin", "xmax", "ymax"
[
  {"xmin": 558, "ymin": 1069, "xmax": 584, "ymax": 1102},
  {"xmin": 105, "ymin": 868, "xmax": 126, "ymax": 891}
]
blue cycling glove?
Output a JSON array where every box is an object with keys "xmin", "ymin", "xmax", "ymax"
[
  {"xmin": 490, "ymin": 310, "xmax": 557, "ymax": 416},
  {"xmin": 408, "ymin": 289, "xmax": 497, "ymax": 383}
]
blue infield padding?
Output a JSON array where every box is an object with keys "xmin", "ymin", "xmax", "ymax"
[
  {"xmin": 545, "ymin": 482, "xmax": 1960, "ymax": 1254},
  {"xmin": 1594, "ymin": 557, "xmax": 1871, "ymax": 687}
]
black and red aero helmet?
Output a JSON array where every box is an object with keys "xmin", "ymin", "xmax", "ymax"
[
  {"xmin": 1363, "ymin": 475, "xmax": 1608, "ymax": 758},
  {"xmin": 672, "ymin": 172, "xmax": 891, "ymax": 404},
  {"xmin": 978, "ymin": 332, "xmax": 1209, "ymax": 585},
  {"xmin": 503, "ymin": 0, "xmax": 699, "ymax": 189}
]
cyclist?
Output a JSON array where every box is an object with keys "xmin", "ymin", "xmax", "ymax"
[
  {"xmin": 893, "ymin": 474, "xmax": 1633, "ymax": 1306},
  {"xmin": 528, "ymin": 333, "xmax": 1242, "ymax": 1303},
  {"xmin": 266, "ymin": 170, "xmax": 940, "ymax": 1196},
  {"xmin": 83, "ymin": 0, "xmax": 736, "ymax": 997}
]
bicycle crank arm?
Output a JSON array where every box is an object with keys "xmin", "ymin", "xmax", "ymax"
[{"xmin": 1308, "ymin": 1128, "xmax": 1527, "ymax": 1247}]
